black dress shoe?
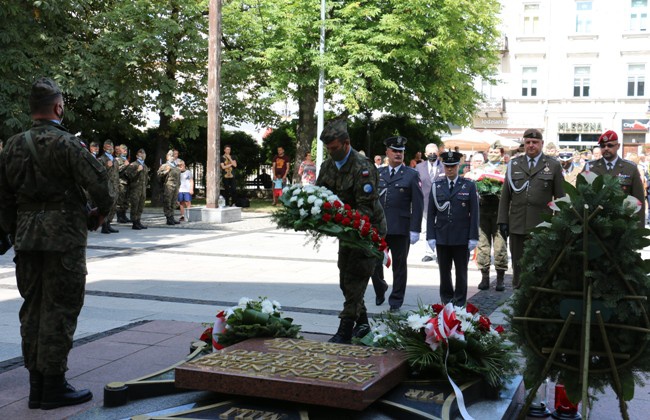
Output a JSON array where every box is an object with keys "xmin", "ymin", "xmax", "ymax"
[
  {"xmin": 389, "ymin": 306, "xmax": 401, "ymax": 313},
  {"xmin": 375, "ymin": 284, "xmax": 388, "ymax": 305},
  {"xmin": 422, "ymin": 255, "xmax": 434, "ymax": 262}
]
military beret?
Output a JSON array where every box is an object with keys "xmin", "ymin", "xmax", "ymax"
[
  {"xmin": 319, "ymin": 119, "xmax": 349, "ymax": 144},
  {"xmin": 441, "ymin": 151, "xmax": 462, "ymax": 166},
  {"xmin": 523, "ymin": 128, "xmax": 543, "ymax": 140},
  {"xmin": 598, "ymin": 130, "xmax": 618, "ymax": 145},
  {"xmin": 30, "ymin": 77, "xmax": 62, "ymax": 103},
  {"xmin": 384, "ymin": 136, "xmax": 407, "ymax": 151}
]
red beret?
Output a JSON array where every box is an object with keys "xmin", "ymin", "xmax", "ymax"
[{"xmin": 598, "ymin": 130, "xmax": 618, "ymax": 144}]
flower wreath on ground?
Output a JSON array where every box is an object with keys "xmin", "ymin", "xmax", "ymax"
[
  {"xmin": 507, "ymin": 172, "xmax": 650, "ymax": 407},
  {"xmin": 358, "ymin": 302, "xmax": 517, "ymax": 390},
  {"xmin": 271, "ymin": 184, "xmax": 387, "ymax": 259},
  {"xmin": 199, "ymin": 297, "xmax": 302, "ymax": 351}
]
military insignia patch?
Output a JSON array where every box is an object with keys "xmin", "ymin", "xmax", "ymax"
[
  {"xmin": 361, "ymin": 170, "xmax": 369, "ymax": 177},
  {"xmin": 363, "ymin": 183, "xmax": 373, "ymax": 193}
]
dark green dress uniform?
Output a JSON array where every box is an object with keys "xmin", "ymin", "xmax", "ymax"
[
  {"xmin": 497, "ymin": 147, "xmax": 564, "ymax": 288},
  {"xmin": 316, "ymin": 118, "xmax": 386, "ymax": 344},
  {"xmin": 158, "ymin": 159, "xmax": 181, "ymax": 223},
  {"xmin": 0, "ymin": 119, "xmax": 112, "ymax": 377},
  {"xmin": 97, "ymin": 147, "xmax": 120, "ymax": 232}
]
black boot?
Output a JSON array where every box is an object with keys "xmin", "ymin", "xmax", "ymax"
[
  {"xmin": 328, "ymin": 318, "xmax": 355, "ymax": 344},
  {"xmin": 173, "ymin": 217, "xmax": 181, "ymax": 224},
  {"xmin": 101, "ymin": 222, "xmax": 111, "ymax": 234},
  {"xmin": 352, "ymin": 313, "xmax": 371, "ymax": 338},
  {"xmin": 41, "ymin": 375, "xmax": 92, "ymax": 410},
  {"xmin": 166, "ymin": 216, "xmax": 176, "ymax": 226},
  {"xmin": 132, "ymin": 221, "xmax": 142, "ymax": 230},
  {"xmin": 137, "ymin": 220, "xmax": 148, "ymax": 229},
  {"xmin": 117, "ymin": 211, "xmax": 131, "ymax": 223},
  {"xmin": 478, "ymin": 269, "xmax": 490, "ymax": 290},
  {"xmin": 107, "ymin": 222, "xmax": 119, "ymax": 233},
  {"xmin": 495, "ymin": 269, "xmax": 506, "ymax": 291},
  {"xmin": 28, "ymin": 371, "xmax": 43, "ymax": 409}
]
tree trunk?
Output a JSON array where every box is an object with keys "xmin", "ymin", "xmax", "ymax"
[{"xmin": 292, "ymin": 85, "xmax": 318, "ymax": 184}]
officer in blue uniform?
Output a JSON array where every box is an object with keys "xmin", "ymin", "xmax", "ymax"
[
  {"xmin": 427, "ymin": 151, "xmax": 479, "ymax": 306},
  {"xmin": 371, "ymin": 136, "xmax": 424, "ymax": 311}
]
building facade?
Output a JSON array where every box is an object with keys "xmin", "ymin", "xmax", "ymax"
[{"xmin": 475, "ymin": 0, "xmax": 650, "ymax": 156}]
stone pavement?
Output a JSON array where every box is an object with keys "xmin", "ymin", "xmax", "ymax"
[{"xmin": 0, "ymin": 208, "xmax": 647, "ymax": 418}]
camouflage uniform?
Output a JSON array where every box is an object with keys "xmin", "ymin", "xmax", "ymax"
[
  {"xmin": 474, "ymin": 161, "xmax": 508, "ymax": 288},
  {"xmin": 116, "ymin": 155, "xmax": 130, "ymax": 218},
  {"xmin": 316, "ymin": 121, "xmax": 387, "ymax": 327},
  {"xmin": 0, "ymin": 117, "xmax": 112, "ymax": 376},
  {"xmin": 158, "ymin": 161, "xmax": 181, "ymax": 219},
  {"xmin": 97, "ymin": 148, "xmax": 119, "ymax": 226},
  {"xmin": 126, "ymin": 155, "xmax": 149, "ymax": 226}
]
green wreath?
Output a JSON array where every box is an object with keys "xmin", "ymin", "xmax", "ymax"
[{"xmin": 508, "ymin": 173, "xmax": 650, "ymax": 418}]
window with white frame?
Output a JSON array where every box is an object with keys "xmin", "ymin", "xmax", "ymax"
[
  {"xmin": 522, "ymin": 67, "xmax": 538, "ymax": 97},
  {"xmin": 576, "ymin": 1, "xmax": 593, "ymax": 33},
  {"xmin": 523, "ymin": 4, "xmax": 540, "ymax": 34},
  {"xmin": 627, "ymin": 64, "xmax": 646, "ymax": 96},
  {"xmin": 630, "ymin": 0, "xmax": 648, "ymax": 31},
  {"xmin": 573, "ymin": 66, "xmax": 590, "ymax": 97}
]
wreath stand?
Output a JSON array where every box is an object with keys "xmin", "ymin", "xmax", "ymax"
[{"xmin": 513, "ymin": 205, "xmax": 650, "ymax": 420}]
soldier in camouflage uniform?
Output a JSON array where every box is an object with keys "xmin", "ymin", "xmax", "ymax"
[
  {"xmin": 466, "ymin": 143, "xmax": 509, "ymax": 291},
  {"xmin": 115, "ymin": 144, "xmax": 131, "ymax": 223},
  {"xmin": 158, "ymin": 150, "xmax": 181, "ymax": 225},
  {"xmin": 97, "ymin": 140, "xmax": 120, "ymax": 233},
  {"xmin": 316, "ymin": 118, "xmax": 387, "ymax": 344},
  {"xmin": 126, "ymin": 149, "xmax": 149, "ymax": 230},
  {"xmin": 0, "ymin": 77, "xmax": 113, "ymax": 410}
]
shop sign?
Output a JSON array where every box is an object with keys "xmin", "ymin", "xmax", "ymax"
[
  {"xmin": 557, "ymin": 122, "xmax": 602, "ymax": 133},
  {"xmin": 622, "ymin": 119, "xmax": 649, "ymax": 132}
]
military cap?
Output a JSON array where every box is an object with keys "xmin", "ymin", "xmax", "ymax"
[
  {"xmin": 319, "ymin": 119, "xmax": 349, "ymax": 144},
  {"xmin": 523, "ymin": 128, "xmax": 543, "ymax": 140},
  {"xmin": 440, "ymin": 151, "xmax": 463, "ymax": 166},
  {"xmin": 598, "ymin": 130, "xmax": 618, "ymax": 145},
  {"xmin": 558, "ymin": 148, "xmax": 574, "ymax": 162},
  {"xmin": 30, "ymin": 77, "xmax": 62, "ymax": 103},
  {"xmin": 384, "ymin": 136, "xmax": 407, "ymax": 151}
]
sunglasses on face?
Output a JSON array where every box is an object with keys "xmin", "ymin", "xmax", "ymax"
[{"xmin": 601, "ymin": 142, "xmax": 618, "ymax": 149}]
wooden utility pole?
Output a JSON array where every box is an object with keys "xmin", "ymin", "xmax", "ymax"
[{"xmin": 206, "ymin": 0, "xmax": 222, "ymax": 207}]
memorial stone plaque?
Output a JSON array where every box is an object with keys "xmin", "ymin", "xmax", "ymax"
[{"xmin": 175, "ymin": 338, "xmax": 408, "ymax": 410}]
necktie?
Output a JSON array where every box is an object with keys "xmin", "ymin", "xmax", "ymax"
[
  {"xmin": 449, "ymin": 180, "xmax": 454, "ymax": 190},
  {"xmin": 529, "ymin": 158, "xmax": 535, "ymax": 169},
  {"xmin": 429, "ymin": 164, "xmax": 434, "ymax": 181},
  {"xmin": 607, "ymin": 162, "xmax": 613, "ymax": 171},
  {"xmin": 390, "ymin": 168, "xmax": 395, "ymax": 177}
]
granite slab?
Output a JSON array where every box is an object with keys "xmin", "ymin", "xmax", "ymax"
[{"xmin": 174, "ymin": 338, "xmax": 409, "ymax": 410}]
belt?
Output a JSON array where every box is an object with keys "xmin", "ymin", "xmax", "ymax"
[{"xmin": 18, "ymin": 202, "xmax": 67, "ymax": 212}]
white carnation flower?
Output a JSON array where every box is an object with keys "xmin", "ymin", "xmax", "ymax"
[
  {"xmin": 327, "ymin": 194, "xmax": 340, "ymax": 203},
  {"xmin": 460, "ymin": 319, "xmax": 475, "ymax": 334},
  {"xmin": 292, "ymin": 188, "xmax": 302, "ymax": 196},
  {"xmin": 272, "ymin": 300, "xmax": 282, "ymax": 310},
  {"xmin": 290, "ymin": 195, "xmax": 298, "ymax": 203},
  {"xmin": 238, "ymin": 297, "xmax": 251, "ymax": 307},
  {"xmin": 261, "ymin": 299, "xmax": 274, "ymax": 314},
  {"xmin": 299, "ymin": 208, "xmax": 308, "ymax": 218},
  {"xmin": 315, "ymin": 199, "xmax": 323, "ymax": 207},
  {"xmin": 407, "ymin": 314, "xmax": 429, "ymax": 331},
  {"xmin": 297, "ymin": 198, "xmax": 305, "ymax": 208},
  {"xmin": 307, "ymin": 195, "xmax": 317, "ymax": 204},
  {"xmin": 311, "ymin": 206, "xmax": 321, "ymax": 215},
  {"xmin": 282, "ymin": 186, "xmax": 290, "ymax": 193},
  {"xmin": 303, "ymin": 185, "xmax": 315, "ymax": 194}
]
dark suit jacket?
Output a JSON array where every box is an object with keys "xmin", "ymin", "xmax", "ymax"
[
  {"xmin": 377, "ymin": 165, "xmax": 424, "ymax": 235},
  {"xmin": 584, "ymin": 157, "xmax": 646, "ymax": 226},
  {"xmin": 497, "ymin": 153, "xmax": 564, "ymax": 235},
  {"xmin": 415, "ymin": 159, "xmax": 445, "ymax": 215},
  {"xmin": 427, "ymin": 177, "xmax": 479, "ymax": 245}
]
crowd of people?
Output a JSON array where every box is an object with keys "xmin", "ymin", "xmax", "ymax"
[{"xmin": 315, "ymin": 118, "xmax": 646, "ymax": 344}]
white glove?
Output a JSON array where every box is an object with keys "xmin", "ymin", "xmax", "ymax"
[
  {"xmin": 428, "ymin": 239, "xmax": 436, "ymax": 252},
  {"xmin": 409, "ymin": 231, "xmax": 420, "ymax": 245},
  {"xmin": 468, "ymin": 239, "xmax": 478, "ymax": 251}
]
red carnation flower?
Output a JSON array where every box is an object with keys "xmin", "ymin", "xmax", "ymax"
[
  {"xmin": 334, "ymin": 213, "xmax": 343, "ymax": 222},
  {"xmin": 495, "ymin": 325, "xmax": 505, "ymax": 334},
  {"xmin": 478, "ymin": 315, "xmax": 491, "ymax": 332},
  {"xmin": 371, "ymin": 233, "xmax": 379, "ymax": 242},
  {"xmin": 344, "ymin": 204, "xmax": 351, "ymax": 211},
  {"xmin": 361, "ymin": 215, "xmax": 370, "ymax": 223},
  {"xmin": 322, "ymin": 213, "xmax": 332, "ymax": 222},
  {"xmin": 342, "ymin": 217, "xmax": 351, "ymax": 226},
  {"xmin": 347, "ymin": 210, "xmax": 353, "ymax": 218},
  {"xmin": 354, "ymin": 211, "xmax": 361, "ymax": 220},
  {"xmin": 323, "ymin": 202, "xmax": 332, "ymax": 210},
  {"xmin": 466, "ymin": 302, "xmax": 479, "ymax": 315},
  {"xmin": 432, "ymin": 303, "xmax": 444, "ymax": 313},
  {"xmin": 333, "ymin": 201, "xmax": 342, "ymax": 208},
  {"xmin": 353, "ymin": 220, "xmax": 361, "ymax": 229},
  {"xmin": 378, "ymin": 239, "xmax": 387, "ymax": 251}
]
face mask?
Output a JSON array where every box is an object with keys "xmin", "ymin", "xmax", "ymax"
[
  {"xmin": 121, "ymin": 153, "xmax": 127, "ymax": 158},
  {"xmin": 427, "ymin": 153, "xmax": 438, "ymax": 162}
]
